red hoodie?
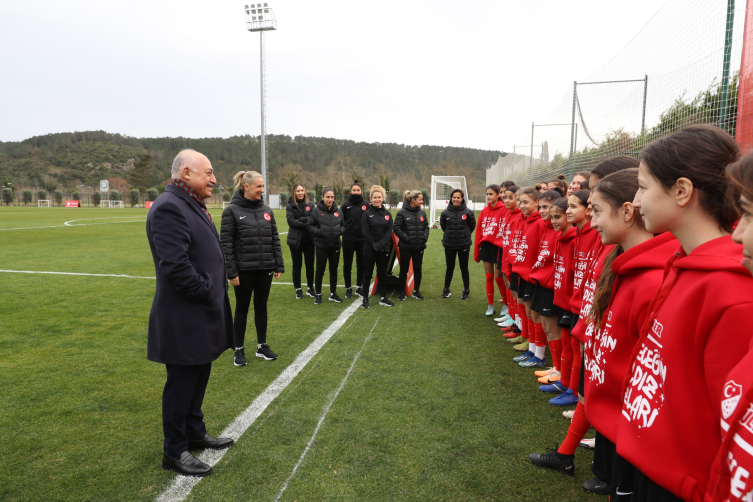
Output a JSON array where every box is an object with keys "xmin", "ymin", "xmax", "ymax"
[
  {"xmin": 570, "ymin": 221, "xmax": 603, "ymax": 314},
  {"xmin": 473, "ymin": 201, "xmax": 506, "ymax": 262},
  {"xmin": 553, "ymin": 226, "xmax": 578, "ymax": 312},
  {"xmin": 571, "ymin": 243, "xmax": 615, "ymax": 344},
  {"xmin": 583, "ymin": 232, "xmax": 678, "ymax": 444},
  {"xmin": 529, "ymin": 220, "xmax": 558, "ymax": 290},
  {"xmin": 706, "ymin": 339, "xmax": 753, "ymax": 502},
  {"xmin": 498, "ymin": 207, "xmax": 521, "ymax": 272},
  {"xmin": 493, "ymin": 205, "xmax": 511, "ymax": 249},
  {"xmin": 512, "ymin": 211, "xmax": 544, "ymax": 282},
  {"xmin": 616, "ymin": 236, "xmax": 753, "ymax": 502},
  {"xmin": 503, "ymin": 209, "xmax": 524, "ymax": 277}
]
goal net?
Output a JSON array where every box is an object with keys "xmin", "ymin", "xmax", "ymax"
[
  {"xmin": 429, "ymin": 176, "xmax": 467, "ymax": 227},
  {"xmin": 38, "ymin": 200, "xmax": 51, "ymax": 207},
  {"xmin": 100, "ymin": 200, "xmax": 124, "ymax": 208}
]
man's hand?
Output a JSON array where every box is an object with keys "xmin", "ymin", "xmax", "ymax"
[
  {"xmin": 274, "ymin": 272, "xmax": 282, "ymax": 279},
  {"xmin": 229, "ymin": 276, "xmax": 240, "ymax": 287}
]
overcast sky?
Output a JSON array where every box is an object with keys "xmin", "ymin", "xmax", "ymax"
[{"xmin": 0, "ymin": 0, "xmax": 667, "ymax": 151}]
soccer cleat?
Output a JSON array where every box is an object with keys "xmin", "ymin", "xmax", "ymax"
[
  {"xmin": 582, "ymin": 477, "xmax": 609, "ymax": 495},
  {"xmin": 233, "ymin": 348, "xmax": 247, "ymax": 367},
  {"xmin": 329, "ymin": 293, "xmax": 343, "ymax": 303},
  {"xmin": 379, "ymin": 297, "xmax": 394, "ymax": 307},
  {"xmin": 501, "ymin": 326, "xmax": 515, "ymax": 333},
  {"xmin": 355, "ymin": 286, "xmax": 363, "ymax": 297},
  {"xmin": 361, "ymin": 298, "xmax": 369, "ymax": 309},
  {"xmin": 504, "ymin": 333, "xmax": 521, "ymax": 341},
  {"xmin": 498, "ymin": 319, "xmax": 515, "ymax": 328},
  {"xmin": 256, "ymin": 344, "xmax": 277, "ymax": 361},
  {"xmin": 295, "ymin": 289, "xmax": 304, "ymax": 300},
  {"xmin": 529, "ymin": 447, "xmax": 575, "ymax": 476},
  {"xmin": 344, "ymin": 288, "xmax": 353, "ymax": 299},
  {"xmin": 579, "ymin": 438, "xmax": 595, "ymax": 450},
  {"xmin": 314, "ymin": 294, "xmax": 323, "ymax": 305},
  {"xmin": 442, "ymin": 288, "xmax": 451, "ymax": 298},
  {"xmin": 513, "ymin": 351, "xmax": 534, "ymax": 362},
  {"xmin": 398, "ymin": 291, "xmax": 407, "ymax": 301},
  {"xmin": 411, "ymin": 290, "xmax": 424, "ymax": 300},
  {"xmin": 513, "ymin": 341, "xmax": 529, "ymax": 351},
  {"xmin": 306, "ymin": 287, "xmax": 316, "ymax": 298},
  {"xmin": 519, "ymin": 356, "xmax": 547, "ymax": 368},
  {"xmin": 485, "ymin": 305, "xmax": 495, "ymax": 316},
  {"xmin": 535, "ymin": 367, "xmax": 556, "ymax": 377},
  {"xmin": 499, "ymin": 304, "xmax": 509, "ymax": 316},
  {"xmin": 540, "ymin": 382, "xmax": 568, "ymax": 393},
  {"xmin": 549, "ymin": 388, "xmax": 579, "ymax": 406},
  {"xmin": 461, "ymin": 290, "xmax": 469, "ymax": 300},
  {"xmin": 538, "ymin": 369, "xmax": 561, "ymax": 384},
  {"xmin": 494, "ymin": 315, "xmax": 512, "ymax": 322},
  {"xmin": 563, "ymin": 409, "xmax": 575, "ymax": 420}
]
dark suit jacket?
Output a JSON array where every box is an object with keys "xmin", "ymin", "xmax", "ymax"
[{"xmin": 146, "ymin": 184, "xmax": 234, "ymax": 365}]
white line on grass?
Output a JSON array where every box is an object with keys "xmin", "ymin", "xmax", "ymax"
[
  {"xmin": 0, "ymin": 216, "xmax": 145, "ymax": 231},
  {"xmin": 155, "ymin": 299, "xmax": 365, "ymax": 502},
  {"xmin": 275, "ymin": 316, "xmax": 380, "ymax": 502}
]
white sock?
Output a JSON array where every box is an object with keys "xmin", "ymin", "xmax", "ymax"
[
  {"xmin": 535, "ymin": 345, "xmax": 546, "ymax": 359},
  {"xmin": 529, "ymin": 342, "xmax": 535, "ymax": 352}
]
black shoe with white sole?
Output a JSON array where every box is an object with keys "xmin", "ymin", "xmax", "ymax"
[
  {"xmin": 461, "ymin": 289, "xmax": 470, "ymax": 300},
  {"xmin": 314, "ymin": 294, "xmax": 323, "ymax": 305},
  {"xmin": 379, "ymin": 297, "xmax": 394, "ymax": 307},
  {"xmin": 355, "ymin": 286, "xmax": 363, "ymax": 297},
  {"xmin": 398, "ymin": 291, "xmax": 407, "ymax": 301},
  {"xmin": 306, "ymin": 287, "xmax": 316, "ymax": 298},
  {"xmin": 442, "ymin": 288, "xmax": 451, "ymax": 298},
  {"xmin": 295, "ymin": 289, "xmax": 304, "ymax": 300},
  {"xmin": 329, "ymin": 293, "xmax": 343, "ymax": 303},
  {"xmin": 345, "ymin": 288, "xmax": 353, "ymax": 299},
  {"xmin": 411, "ymin": 290, "xmax": 424, "ymax": 300},
  {"xmin": 233, "ymin": 348, "xmax": 247, "ymax": 367},
  {"xmin": 581, "ymin": 477, "xmax": 609, "ymax": 494},
  {"xmin": 528, "ymin": 447, "xmax": 575, "ymax": 475},
  {"xmin": 256, "ymin": 344, "xmax": 277, "ymax": 360},
  {"xmin": 361, "ymin": 298, "xmax": 369, "ymax": 309}
]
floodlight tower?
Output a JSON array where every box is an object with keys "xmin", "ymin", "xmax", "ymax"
[{"xmin": 245, "ymin": 3, "xmax": 277, "ymax": 194}]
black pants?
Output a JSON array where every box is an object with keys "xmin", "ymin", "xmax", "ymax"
[
  {"xmin": 315, "ymin": 246, "xmax": 341, "ymax": 294},
  {"xmin": 399, "ymin": 247, "xmax": 424, "ymax": 292},
  {"xmin": 444, "ymin": 247, "xmax": 470, "ymax": 290},
  {"xmin": 593, "ymin": 432, "xmax": 636, "ymax": 501},
  {"xmin": 363, "ymin": 245, "xmax": 389, "ymax": 297},
  {"xmin": 289, "ymin": 241, "xmax": 314, "ymax": 290},
  {"xmin": 342, "ymin": 239, "xmax": 364, "ymax": 289},
  {"xmin": 163, "ymin": 363, "xmax": 211, "ymax": 457},
  {"xmin": 233, "ymin": 269, "xmax": 274, "ymax": 347}
]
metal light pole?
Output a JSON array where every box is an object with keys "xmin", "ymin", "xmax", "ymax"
[{"xmin": 245, "ymin": 3, "xmax": 278, "ymax": 194}]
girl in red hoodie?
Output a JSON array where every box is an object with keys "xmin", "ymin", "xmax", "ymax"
[
  {"xmin": 706, "ymin": 153, "xmax": 753, "ymax": 502},
  {"xmin": 499, "ymin": 186, "xmax": 526, "ymax": 339},
  {"xmin": 474, "ymin": 184, "xmax": 507, "ymax": 316},
  {"xmin": 615, "ymin": 125, "xmax": 753, "ymax": 502}
]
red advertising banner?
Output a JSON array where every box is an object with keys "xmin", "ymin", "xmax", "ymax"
[
  {"xmin": 65, "ymin": 200, "xmax": 80, "ymax": 207},
  {"xmin": 736, "ymin": 0, "xmax": 753, "ymax": 152},
  {"xmin": 145, "ymin": 201, "xmax": 154, "ymax": 209}
]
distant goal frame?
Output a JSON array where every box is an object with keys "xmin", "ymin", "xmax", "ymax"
[
  {"xmin": 38, "ymin": 200, "xmax": 51, "ymax": 207},
  {"xmin": 429, "ymin": 176, "xmax": 468, "ymax": 227},
  {"xmin": 100, "ymin": 200, "xmax": 124, "ymax": 208}
]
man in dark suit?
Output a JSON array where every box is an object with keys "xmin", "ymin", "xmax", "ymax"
[{"xmin": 146, "ymin": 149, "xmax": 235, "ymax": 477}]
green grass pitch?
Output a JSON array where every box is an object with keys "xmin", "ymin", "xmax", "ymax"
[{"xmin": 0, "ymin": 206, "xmax": 595, "ymax": 501}]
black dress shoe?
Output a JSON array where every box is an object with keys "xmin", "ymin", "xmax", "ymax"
[
  {"xmin": 187, "ymin": 434, "xmax": 235, "ymax": 451},
  {"xmin": 162, "ymin": 451, "xmax": 212, "ymax": 477}
]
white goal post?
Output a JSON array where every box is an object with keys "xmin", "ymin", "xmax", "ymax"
[
  {"xmin": 38, "ymin": 200, "xmax": 51, "ymax": 207},
  {"xmin": 429, "ymin": 176, "xmax": 468, "ymax": 227},
  {"xmin": 222, "ymin": 201, "xmax": 231, "ymax": 210},
  {"xmin": 100, "ymin": 200, "xmax": 124, "ymax": 208}
]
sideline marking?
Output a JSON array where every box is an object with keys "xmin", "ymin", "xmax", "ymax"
[
  {"xmin": 155, "ymin": 300, "xmax": 364, "ymax": 502},
  {"xmin": 275, "ymin": 317, "xmax": 380, "ymax": 501},
  {"xmin": 0, "ymin": 216, "xmax": 145, "ymax": 231}
]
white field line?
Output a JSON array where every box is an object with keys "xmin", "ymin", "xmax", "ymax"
[
  {"xmin": 275, "ymin": 317, "xmax": 380, "ymax": 502},
  {"xmin": 155, "ymin": 298, "xmax": 365, "ymax": 502},
  {"xmin": 0, "ymin": 216, "xmax": 145, "ymax": 231}
]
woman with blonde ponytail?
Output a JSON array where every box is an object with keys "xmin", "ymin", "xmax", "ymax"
[{"xmin": 220, "ymin": 170, "xmax": 284, "ymax": 366}]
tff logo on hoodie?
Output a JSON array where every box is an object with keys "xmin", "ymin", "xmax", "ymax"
[{"xmin": 623, "ymin": 319, "xmax": 667, "ymax": 428}]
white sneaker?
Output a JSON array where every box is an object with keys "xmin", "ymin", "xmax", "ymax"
[
  {"xmin": 485, "ymin": 305, "xmax": 495, "ymax": 316},
  {"xmin": 579, "ymin": 438, "xmax": 595, "ymax": 450},
  {"xmin": 563, "ymin": 409, "xmax": 575, "ymax": 420},
  {"xmin": 498, "ymin": 319, "xmax": 515, "ymax": 327},
  {"xmin": 494, "ymin": 315, "xmax": 512, "ymax": 322}
]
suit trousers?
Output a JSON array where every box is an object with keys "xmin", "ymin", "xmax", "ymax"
[{"xmin": 163, "ymin": 363, "xmax": 211, "ymax": 457}]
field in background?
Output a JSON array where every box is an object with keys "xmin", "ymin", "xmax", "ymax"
[{"xmin": 0, "ymin": 207, "xmax": 595, "ymax": 501}]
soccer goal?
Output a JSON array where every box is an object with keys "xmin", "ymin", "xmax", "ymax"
[
  {"xmin": 38, "ymin": 200, "xmax": 51, "ymax": 207},
  {"xmin": 222, "ymin": 201, "xmax": 231, "ymax": 210},
  {"xmin": 100, "ymin": 200, "xmax": 124, "ymax": 208},
  {"xmin": 429, "ymin": 176, "xmax": 467, "ymax": 227}
]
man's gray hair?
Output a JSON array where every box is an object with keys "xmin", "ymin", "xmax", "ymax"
[{"xmin": 171, "ymin": 149, "xmax": 201, "ymax": 178}]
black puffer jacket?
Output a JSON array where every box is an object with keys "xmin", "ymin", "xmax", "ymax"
[
  {"xmin": 362, "ymin": 204, "xmax": 393, "ymax": 252},
  {"xmin": 394, "ymin": 202, "xmax": 430, "ymax": 251},
  {"xmin": 306, "ymin": 201, "xmax": 344, "ymax": 250},
  {"xmin": 220, "ymin": 190, "xmax": 284, "ymax": 277},
  {"xmin": 340, "ymin": 194, "xmax": 367, "ymax": 241},
  {"xmin": 285, "ymin": 197, "xmax": 315, "ymax": 248},
  {"xmin": 440, "ymin": 200, "xmax": 476, "ymax": 250}
]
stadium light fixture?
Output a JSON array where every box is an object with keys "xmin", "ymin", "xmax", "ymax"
[{"xmin": 244, "ymin": 3, "xmax": 277, "ymax": 193}]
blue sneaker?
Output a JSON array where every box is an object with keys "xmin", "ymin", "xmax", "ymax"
[
  {"xmin": 539, "ymin": 382, "xmax": 567, "ymax": 393},
  {"xmin": 549, "ymin": 388, "xmax": 579, "ymax": 406},
  {"xmin": 513, "ymin": 351, "xmax": 534, "ymax": 363},
  {"xmin": 519, "ymin": 356, "xmax": 546, "ymax": 368}
]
